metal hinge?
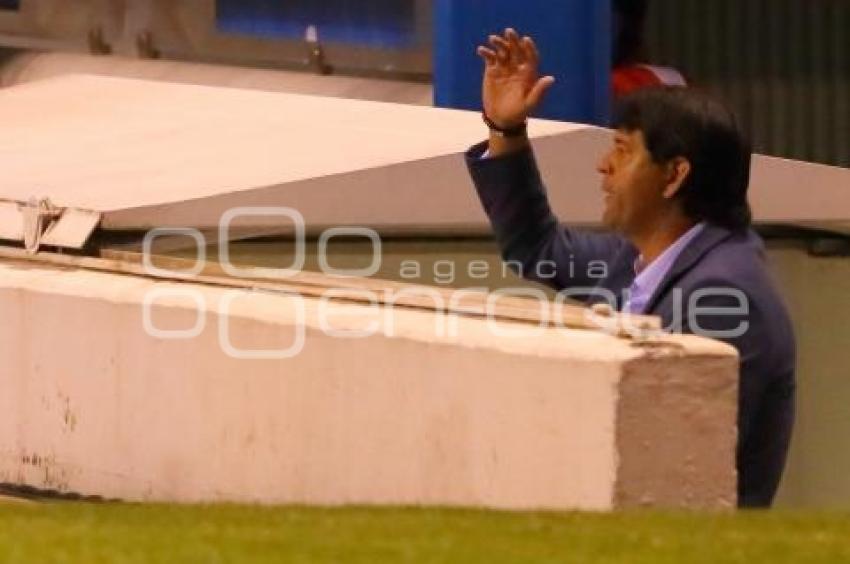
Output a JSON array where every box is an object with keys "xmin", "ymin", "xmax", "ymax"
[{"xmin": 0, "ymin": 198, "xmax": 102, "ymax": 254}]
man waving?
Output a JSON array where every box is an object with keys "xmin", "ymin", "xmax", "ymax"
[{"xmin": 466, "ymin": 29, "xmax": 795, "ymax": 508}]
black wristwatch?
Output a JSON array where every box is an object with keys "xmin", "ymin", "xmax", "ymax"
[{"xmin": 482, "ymin": 113, "xmax": 528, "ymax": 138}]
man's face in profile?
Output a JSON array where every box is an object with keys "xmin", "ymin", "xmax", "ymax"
[{"xmin": 597, "ymin": 129, "xmax": 670, "ymax": 236}]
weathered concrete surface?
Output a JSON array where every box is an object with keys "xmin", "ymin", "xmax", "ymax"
[{"xmin": 0, "ymin": 259, "xmax": 738, "ymax": 509}]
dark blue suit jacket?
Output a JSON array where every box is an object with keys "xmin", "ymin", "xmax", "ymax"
[{"xmin": 466, "ymin": 142, "xmax": 796, "ymax": 507}]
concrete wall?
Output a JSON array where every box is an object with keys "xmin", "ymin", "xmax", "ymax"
[{"xmin": 0, "ymin": 257, "xmax": 738, "ymax": 509}]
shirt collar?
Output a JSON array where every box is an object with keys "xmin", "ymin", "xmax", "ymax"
[{"xmin": 631, "ymin": 222, "xmax": 706, "ymax": 293}]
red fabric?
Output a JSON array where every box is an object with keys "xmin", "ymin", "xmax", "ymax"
[
  {"xmin": 613, "ymin": 65, "xmax": 687, "ymax": 98},
  {"xmin": 612, "ymin": 65, "xmax": 665, "ymax": 98}
]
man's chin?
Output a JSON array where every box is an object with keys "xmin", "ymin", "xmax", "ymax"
[
  {"xmin": 601, "ymin": 215, "xmax": 630, "ymax": 237},
  {"xmin": 600, "ymin": 212, "xmax": 618, "ymax": 230}
]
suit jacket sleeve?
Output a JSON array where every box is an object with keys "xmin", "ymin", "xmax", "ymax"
[{"xmin": 465, "ymin": 141, "xmax": 628, "ymax": 293}]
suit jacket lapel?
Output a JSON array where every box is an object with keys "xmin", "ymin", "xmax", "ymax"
[{"xmin": 644, "ymin": 223, "xmax": 735, "ymax": 314}]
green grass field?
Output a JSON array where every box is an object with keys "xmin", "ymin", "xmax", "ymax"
[{"xmin": 1, "ymin": 503, "xmax": 849, "ymax": 563}]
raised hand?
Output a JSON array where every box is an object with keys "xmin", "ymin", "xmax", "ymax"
[{"xmin": 477, "ymin": 28, "xmax": 555, "ymax": 130}]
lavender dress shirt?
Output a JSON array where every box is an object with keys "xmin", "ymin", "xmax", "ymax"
[{"xmin": 623, "ymin": 223, "xmax": 706, "ymax": 314}]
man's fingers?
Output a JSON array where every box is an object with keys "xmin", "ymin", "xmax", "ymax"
[
  {"xmin": 485, "ymin": 29, "xmax": 536, "ymax": 68},
  {"xmin": 488, "ymin": 34, "xmax": 509, "ymax": 51},
  {"xmin": 477, "ymin": 46, "xmax": 498, "ymax": 66},
  {"xmin": 522, "ymin": 36, "xmax": 540, "ymax": 67},
  {"xmin": 505, "ymin": 28, "xmax": 523, "ymax": 64},
  {"xmin": 526, "ymin": 75, "xmax": 556, "ymax": 109},
  {"xmin": 488, "ymin": 35, "xmax": 510, "ymax": 64}
]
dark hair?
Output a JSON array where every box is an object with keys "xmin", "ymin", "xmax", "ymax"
[
  {"xmin": 613, "ymin": 87, "xmax": 753, "ymax": 231},
  {"xmin": 613, "ymin": 0, "xmax": 649, "ymax": 67}
]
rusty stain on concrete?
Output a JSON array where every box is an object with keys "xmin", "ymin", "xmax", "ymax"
[
  {"xmin": 57, "ymin": 392, "xmax": 79, "ymax": 432},
  {"xmin": 16, "ymin": 452, "xmax": 70, "ymax": 493}
]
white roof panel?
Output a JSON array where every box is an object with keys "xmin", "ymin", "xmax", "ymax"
[{"xmin": 0, "ymin": 74, "xmax": 847, "ymax": 236}]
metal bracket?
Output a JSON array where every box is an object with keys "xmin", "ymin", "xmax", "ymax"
[
  {"xmin": 22, "ymin": 198, "xmax": 62, "ymax": 254},
  {"xmin": 305, "ymin": 25, "xmax": 332, "ymax": 75},
  {"xmin": 0, "ymin": 198, "xmax": 101, "ymax": 254}
]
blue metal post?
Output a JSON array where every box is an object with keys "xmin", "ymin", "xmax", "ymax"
[{"xmin": 434, "ymin": 0, "xmax": 612, "ymax": 125}]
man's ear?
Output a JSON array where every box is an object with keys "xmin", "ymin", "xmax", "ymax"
[{"xmin": 662, "ymin": 157, "xmax": 691, "ymax": 199}]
